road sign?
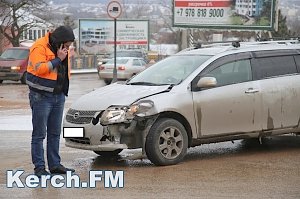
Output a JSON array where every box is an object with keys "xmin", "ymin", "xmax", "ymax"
[{"xmin": 107, "ymin": 1, "xmax": 122, "ymax": 19}]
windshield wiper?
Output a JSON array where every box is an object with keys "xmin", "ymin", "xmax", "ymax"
[
  {"xmin": 126, "ymin": 82, "xmax": 162, "ymax": 86},
  {"xmin": 2, "ymin": 57, "xmax": 16, "ymax": 60}
]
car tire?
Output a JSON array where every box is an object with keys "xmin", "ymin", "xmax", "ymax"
[
  {"xmin": 0, "ymin": 80, "xmax": 3, "ymax": 84},
  {"xmin": 145, "ymin": 118, "xmax": 188, "ymax": 166},
  {"xmin": 20, "ymin": 71, "xmax": 27, "ymax": 84},
  {"xmin": 93, "ymin": 149, "xmax": 122, "ymax": 157},
  {"xmin": 104, "ymin": 79, "xmax": 112, "ymax": 85}
]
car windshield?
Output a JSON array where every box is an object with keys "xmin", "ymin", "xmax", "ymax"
[
  {"xmin": 0, "ymin": 49, "xmax": 29, "ymax": 60},
  {"xmin": 106, "ymin": 58, "xmax": 129, "ymax": 64},
  {"xmin": 127, "ymin": 55, "xmax": 211, "ymax": 85}
]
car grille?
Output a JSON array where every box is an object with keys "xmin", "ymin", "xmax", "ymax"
[
  {"xmin": 0, "ymin": 67, "xmax": 12, "ymax": 72},
  {"xmin": 66, "ymin": 109, "xmax": 100, "ymax": 124},
  {"xmin": 69, "ymin": 137, "xmax": 90, "ymax": 145}
]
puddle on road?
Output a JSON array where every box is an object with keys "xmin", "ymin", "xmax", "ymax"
[
  {"xmin": 70, "ymin": 135, "xmax": 300, "ymax": 170},
  {"xmin": 71, "ymin": 149, "xmax": 153, "ymax": 171},
  {"xmin": 185, "ymin": 135, "xmax": 300, "ymax": 162}
]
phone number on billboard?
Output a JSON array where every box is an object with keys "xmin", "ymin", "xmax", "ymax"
[{"xmin": 177, "ymin": 8, "xmax": 224, "ymax": 18}]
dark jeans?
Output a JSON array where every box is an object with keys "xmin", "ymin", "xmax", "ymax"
[{"xmin": 29, "ymin": 90, "xmax": 65, "ymax": 170}]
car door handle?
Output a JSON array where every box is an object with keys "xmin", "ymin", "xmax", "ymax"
[{"xmin": 245, "ymin": 88, "xmax": 259, "ymax": 94}]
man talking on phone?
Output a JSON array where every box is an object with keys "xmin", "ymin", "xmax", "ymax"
[{"xmin": 26, "ymin": 26, "xmax": 75, "ymax": 177}]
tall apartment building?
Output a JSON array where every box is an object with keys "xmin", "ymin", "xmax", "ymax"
[{"xmin": 235, "ymin": 0, "xmax": 264, "ymax": 17}]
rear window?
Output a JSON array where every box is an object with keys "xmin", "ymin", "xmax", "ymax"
[
  {"xmin": 106, "ymin": 58, "xmax": 129, "ymax": 64},
  {"xmin": 252, "ymin": 56, "xmax": 297, "ymax": 80},
  {"xmin": 0, "ymin": 48, "xmax": 29, "ymax": 60}
]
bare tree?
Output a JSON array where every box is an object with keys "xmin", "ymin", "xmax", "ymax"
[
  {"xmin": 132, "ymin": 0, "xmax": 151, "ymax": 18},
  {"xmin": 121, "ymin": 0, "xmax": 152, "ymax": 18},
  {"xmin": 63, "ymin": 15, "xmax": 76, "ymax": 29},
  {"xmin": 157, "ymin": 0, "xmax": 184, "ymax": 49},
  {"xmin": 120, "ymin": 0, "xmax": 130, "ymax": 18},
  {"xmin": 0, "ymin": 0, "xmax": 48, "ymax": 47}
]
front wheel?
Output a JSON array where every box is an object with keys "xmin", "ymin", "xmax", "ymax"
[
  {"xmin": 145, "ymin": 118, "xmax": 188, "ymax": 166},
  {"xmin": 20, "ymin": 71, "xmax": 27, "ymax": 84}
]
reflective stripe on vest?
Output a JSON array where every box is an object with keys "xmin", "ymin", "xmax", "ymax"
[
  {"xmin": 26, "ymin": 72, "xmax": 57, "ymax": 93},
  {"xmin": 28, "ymin": 60, "xmax": 56, "ymax": 72}
]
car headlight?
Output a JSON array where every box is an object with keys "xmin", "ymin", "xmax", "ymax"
[
  {"xmin": 11, "ymin": 66, "xmax": 21, "ymax": 71},
  {"xmin": 128, "ymin": 100, "xmax": 154, "ymax": 117},
  {"xmin": 100, "ymin": 100, "xmax": 154, "ymax": 125},
  {"xmin": 100, "ymin": 106, "xmax": 127, "ymax": 125}
]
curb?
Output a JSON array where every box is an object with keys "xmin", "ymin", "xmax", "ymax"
[{"xmin": 71, "ymin": 69, "xmax": 97, "ymax": 74}]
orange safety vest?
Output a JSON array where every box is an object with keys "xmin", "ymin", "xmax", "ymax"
[{"xmin": 26, "ymin": 32, "xmax": 71, "ymax": 93}]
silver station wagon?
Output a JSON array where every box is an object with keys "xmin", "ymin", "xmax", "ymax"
[{"xmin": 64, "ymin": 40, "xmax": 300, "ymax": 166}]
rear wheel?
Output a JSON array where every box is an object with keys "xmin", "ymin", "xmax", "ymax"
[
  {"xmin": 93, "ymin": 149, "xmax": 122, "ymax": 157},
  {"xmin": 0, "ymin": 80, "xmax": 3, "ymax": 84},
  {"xmin": 145, "ymin": 118, "xmax": 188, "ymax": 166},
  {"xmin": 104, "ymin": 79, "xmax": 112, "ymax": 85}
]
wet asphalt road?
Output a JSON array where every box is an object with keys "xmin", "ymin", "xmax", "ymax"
[{"xmin": 0, "ymin": 73, "xmax": 300, "ymax": 199}]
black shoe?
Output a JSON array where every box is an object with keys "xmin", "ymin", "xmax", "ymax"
[
  {"xmin": 50, "ymin": 165, "xmax": 75, "ymax": 174},
  {"xmin": 34, "ymin": 167, "xmax": 50, "ymax": 178}
]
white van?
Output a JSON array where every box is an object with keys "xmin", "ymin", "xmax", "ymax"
[{"xmin": 64, "ymin": 40, "xmax": 300, "ymax": 166}]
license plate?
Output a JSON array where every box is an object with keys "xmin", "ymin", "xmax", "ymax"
[{"xmin": 63, "ymin": 127, "xmax": 85, "ymax": 138}]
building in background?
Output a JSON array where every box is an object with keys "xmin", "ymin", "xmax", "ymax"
[
  {"xmin": 81, "ymin": 27, "xmax": 111, "ymax": 46},
  {"xmin": 235, "ymin": 0, "xmax": 264, "ymax": 17}
]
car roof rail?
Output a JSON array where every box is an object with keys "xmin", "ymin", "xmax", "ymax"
[
  {"xmin": 179, "ymin": 40, "xmax": 240, "ymax": 52},
  {"xmin": 194, "ymin": 40, "xmax": 242, "ymax": 48},
  {"xmin": 179, "ymin": 38, "xmax": 300, "ymax": 53},
  {"xmin": 243, "ymin": 39, "xmax": 300, "ymax": 46},
  {"xmin": 255, "ymin": 37, "xmax": 300, "ymax": 44},
  {"xmin": 257, "ymin": 37, "xmax": 299, "ymax": 41}
]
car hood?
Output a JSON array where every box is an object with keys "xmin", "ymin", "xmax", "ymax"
[
  {"xmin": 0, "ymin": 59, "xmax": 24, "ymax": 67},
  {"xmin": 70, "ymin": 83, "xmax": 170, "ymax": 111}
]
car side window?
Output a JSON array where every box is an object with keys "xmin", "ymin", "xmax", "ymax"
[
  {"xmin": 140, "ymin": 60, "xmax": 146, "ymax": 66},
  {"xmin": 206, "ymin": 59, "xmax": 252, "ymax": 87},
  {"xmin": 133, "ymin": 59, "xmax": 142, "ymax": 66},
  {"xmin": 251, "ymin": 56, "xmax": 297, "ymax": 80},
  {"xmin": 294, "ymin": 55, "xmax": 300, "ymax": 72}
]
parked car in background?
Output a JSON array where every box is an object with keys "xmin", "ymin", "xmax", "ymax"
[
  {"xmin": 98, "ymin": 49, "xmax": 148, "ymax": 65},
  {"xmin": 97, "ymin": 57, "xmax": 147, "ymax": 84},
  {"xmin": 0, "ymin": 47, "xmax": 30, "ymax": 84},
  {"xmin": 64, "ymin": 40, "xmax": 300, "ymax": 166}
]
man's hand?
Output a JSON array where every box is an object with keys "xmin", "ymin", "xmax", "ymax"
[{"xmin": 57, "ymin": 44, "xmax": 68, "ymax": 61}]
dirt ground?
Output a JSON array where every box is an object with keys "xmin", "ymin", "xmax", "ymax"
[{"xmin": 0, "ymin": 74, "xmax": 300, "ymax": 199}]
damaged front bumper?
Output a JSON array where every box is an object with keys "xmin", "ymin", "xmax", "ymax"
[
  {"xmin": 64, "ymin": 114, "xmax": 158, "ymax": 152},
  {"xmin": 100, "ymin": 115, "xmax": 158, "ymax": 149},
  {"xmin": 65, "ymin": 140, "xmax": 128, "ymax": 151}
]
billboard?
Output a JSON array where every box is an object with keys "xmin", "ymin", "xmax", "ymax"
[
  {"xmin": 79, "ymin": 19, "xmax": 149, "ymax": 55},
  {"xmin": 173, "ymin": 0, "xmax": 276, "ymax": 30}
]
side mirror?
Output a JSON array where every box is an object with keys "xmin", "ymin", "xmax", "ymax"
[{"xmin": 197, "ymin": 77, "xmax": 217, "ymax": 88}]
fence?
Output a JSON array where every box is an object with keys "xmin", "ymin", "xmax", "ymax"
[
  {"xmin": 70, "ymin": 54, "xmax": 100, "ymax": 69},
  {"xmin": 70, "ymin": 53, "xmax": 168, "ymax": 70}
]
